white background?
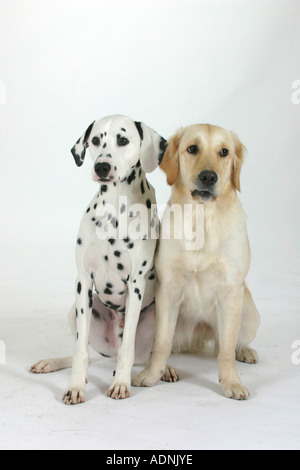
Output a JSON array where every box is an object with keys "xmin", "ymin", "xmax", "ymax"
[{"xmin": 0, "ymin": 0, "xmax": 300, "ymax": 450}]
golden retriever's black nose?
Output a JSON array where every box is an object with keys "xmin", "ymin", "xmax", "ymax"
[
  {"xmin": 198, "ymin": 170, "xmax": 218, "ymax": 187},
  {"xmin": 94, "ymin": 162, "xmax": 111, "ymax": 178}
]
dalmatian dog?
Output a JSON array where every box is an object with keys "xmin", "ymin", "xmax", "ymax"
[{"xmin": 30, "ymin": 114, "xmax": 178, "ymax": 404}]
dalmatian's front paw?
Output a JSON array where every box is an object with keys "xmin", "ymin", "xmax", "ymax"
[
  {"xmin": 107, "ymin": 381, "xmax": 131, "ymax": 400},
  {"xmin": 63, "ymin": 383, "xmax": 86, "ymax": 405}
]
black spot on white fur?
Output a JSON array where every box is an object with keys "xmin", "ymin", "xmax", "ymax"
[
  {"xmin": 88, "ymin": 290, "xmax": 93, "ymax": 308},
  {"xmin": 134, "ymin": 121, "xmax": 143, "ymax": 140},
  {"xmin": 134, "ymin": 287, "xmax": 142, "ymax": 301},
  {"xmin": 127, "ymin": 170, "xmax": 136, "ymax": 185}
]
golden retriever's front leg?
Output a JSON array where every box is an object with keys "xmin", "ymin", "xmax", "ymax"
[
  {"xmin": 132, "ymin": 282, "xmax": 180, "ymax": 387},
  {"xmin": 217, "ymin": 287, "xmax": 250, "ymax": 400}
]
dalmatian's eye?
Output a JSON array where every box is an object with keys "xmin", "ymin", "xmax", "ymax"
[
  {"xmin": 118, "ymin": 137, "xmax": 129, "ymax": 147},
  {"xmin": 92, "ymin": 136, "xmax": 100, "ymax": 146}
]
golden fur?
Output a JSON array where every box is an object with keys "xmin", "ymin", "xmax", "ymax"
[{"xmin": 133, "ymin": 124, "xmax": 260, "ymax": 400}]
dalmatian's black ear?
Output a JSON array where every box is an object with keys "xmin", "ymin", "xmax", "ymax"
[
  {"xmin": 135, "ymin": 121, "xmax": 167, "ymax": 173},
  {"xmin": 71, "ymin": 121, "xmax": 95, "ymax": 167}
]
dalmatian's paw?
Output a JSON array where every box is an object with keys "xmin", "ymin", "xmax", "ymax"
[
  {"xmin": 63, "ymin": 384, "xmax": 86, "ymax": 405},
  {"xmin": 160, "ymin": 365, "xmax": 180, "ymax": 383},
  {"xmin": 107, "ymin": 382, "xmax": 131, "ymax": 400},
  {"xmin": 30, "ymin": 359, "xmax": 57, "ymax": 374},
  {"xmin": 30, "ymin": 356, "xmax": 73, "ymax": 374}
]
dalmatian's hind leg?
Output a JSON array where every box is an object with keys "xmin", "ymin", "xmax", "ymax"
[
  {"xmin": 30, "ymin": 356, "xmax": 73, "ymax": 374},
  {"xmin": 30, "ymin": 302, "xmax": 79, "ymax": 375}
]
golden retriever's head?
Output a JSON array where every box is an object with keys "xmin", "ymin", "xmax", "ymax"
[{"xmin": 160, "ymin": 124, "xmax": 246, "ymax": 203}]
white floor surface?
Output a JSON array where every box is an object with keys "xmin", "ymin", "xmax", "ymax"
[{"xmin": 1, "ymin": 250, "xmax": 299, "ymax": 451}]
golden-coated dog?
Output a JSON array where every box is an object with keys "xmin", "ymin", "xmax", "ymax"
[{"xmin": 133, "ymin": 124, "xmax": 260, "ymax": 400}]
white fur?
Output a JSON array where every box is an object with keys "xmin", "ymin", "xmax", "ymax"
[{"xmin": 31, "ymin": 115, "xmax": 167, "ymax": 403}]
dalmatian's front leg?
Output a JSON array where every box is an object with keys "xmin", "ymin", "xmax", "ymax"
[
  {"xmin": 107, "ymin": 279, "xmax": 145, "ymax": 399},
  {"xmin": 63, "ymin": 275, "xmax": 93, "ymax": 405}
]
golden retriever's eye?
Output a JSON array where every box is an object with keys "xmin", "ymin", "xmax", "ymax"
[
  {"xmin": 220, "ymin": 148, "xmax": 229, "ymax": 157},
  {"xmin": 187, "ymin": 145, "xmax": 198, "ymax": 155}
]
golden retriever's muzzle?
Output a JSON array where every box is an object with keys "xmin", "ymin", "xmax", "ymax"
[{"xmin": 192, "ymin": 170, "xmax": 218, "ymax": 201}]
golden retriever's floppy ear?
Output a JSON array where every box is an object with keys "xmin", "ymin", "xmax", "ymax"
[
  {"xmin": 160, "ymin": 130, "xmax": 183, "ymax": 186},
  {"xmin": 231, "ymin": 132, "xmax": 246, "ymax": 192}
]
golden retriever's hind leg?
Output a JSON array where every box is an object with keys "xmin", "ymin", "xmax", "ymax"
[
  {"xmin": 237, "ymin": 285, "xmax": 260, "ymax": 364},
  {"xmin": 236, "ymin": 346, "xmax": 258, "ymax": 364}
]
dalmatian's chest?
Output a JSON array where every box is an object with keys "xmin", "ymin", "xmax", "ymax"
[
  {"xmin": 80, "ymin": 233, "xmax": 132, "ymax": 312},
  {"xmin": 94, "ymin": 240, "xmax": 132, "ymax": 313},
  {"xmin": 76, "ymin": 179, "xmax": 158, "ymax": 313}
]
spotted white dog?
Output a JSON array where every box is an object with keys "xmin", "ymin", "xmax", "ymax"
[{"xmin": 31, "ymin": 114, "xmax": 173, "ymax": 404}]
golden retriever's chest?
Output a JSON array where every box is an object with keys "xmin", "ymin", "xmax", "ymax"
[
  {"xmin": 179, "ymin": 268, "xmax": 220, "ymax": 324},
  {"xmin": 177, "ymin": 253, "xmax": 228, "ymax": 323},
  {"xmin": 180, "ymin": 249, "xmax": 226, "ymax": 280}
]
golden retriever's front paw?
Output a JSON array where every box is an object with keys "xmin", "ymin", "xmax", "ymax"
[
  {"xmin": 132, "ymin": 367, "xmax": 161, "ymax": 387},
  {"xmin": 220, "ymin": 380, "xmax": 250, "ymax": 400}
]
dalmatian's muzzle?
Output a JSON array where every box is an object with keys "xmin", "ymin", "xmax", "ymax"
[{"xmin": 94, "ymin": 160, "xmax": 114, "ymax": 183}]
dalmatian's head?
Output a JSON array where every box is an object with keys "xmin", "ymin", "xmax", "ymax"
[{"xmin": 71, "ymin": 115, "xmax": 167, "ymax": 183}]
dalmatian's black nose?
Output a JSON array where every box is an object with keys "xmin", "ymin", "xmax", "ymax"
[{"xmin": 94, "ymin": 162, "xmax": 111, "ymax": 179}]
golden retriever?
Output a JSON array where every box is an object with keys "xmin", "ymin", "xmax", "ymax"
[{"xmin": 132, "ymin": 124, "xmax": 260, "ymax": 400}]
